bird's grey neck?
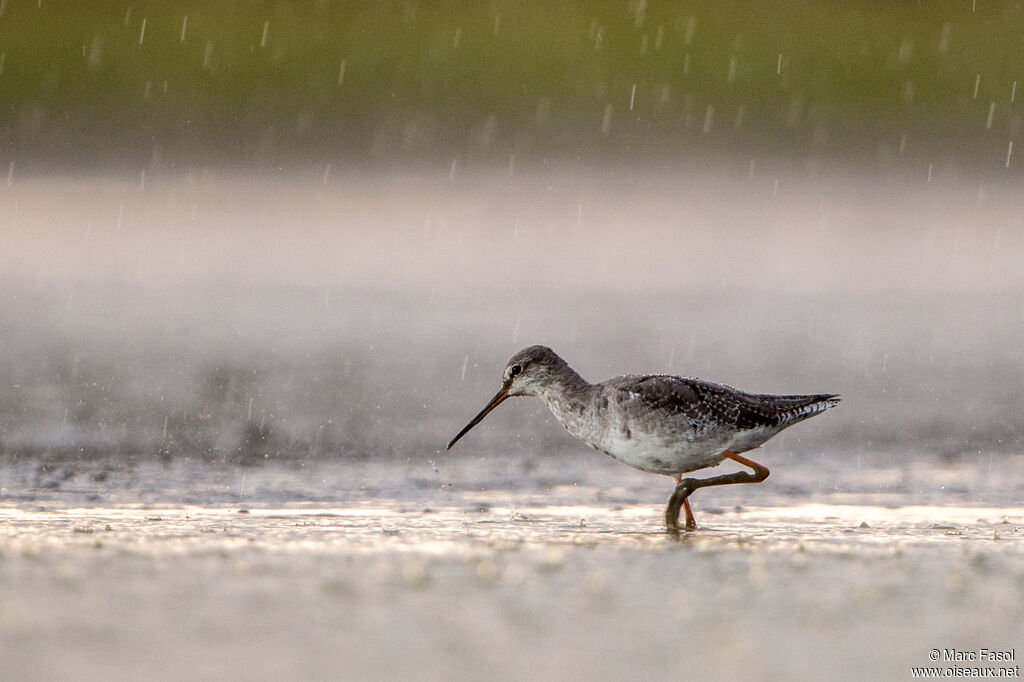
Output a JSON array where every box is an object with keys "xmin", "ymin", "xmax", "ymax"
[
  {"xmin": 535, "ymin": 365, "xmax": 596, "ymax": 441},
  {"xmin": 538, "ymin": 365, "xmax": 592, "ymax": 402}
]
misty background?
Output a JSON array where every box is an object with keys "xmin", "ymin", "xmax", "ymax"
[{"xmin": 0, "ymin": 1, "xmax": 1022, "ymax": 505}]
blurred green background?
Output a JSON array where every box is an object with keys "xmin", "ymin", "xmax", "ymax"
[{"xmin": 1, "ymin": 0, "xmax": 1023, "ymax": 173}]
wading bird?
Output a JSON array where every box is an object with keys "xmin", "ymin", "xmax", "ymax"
[{"xmin": 447, "ymin": 345, "xmax": 838, "ymax": 532}]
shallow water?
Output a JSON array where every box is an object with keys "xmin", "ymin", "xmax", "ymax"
[
  {"xmin": 1, "ymin": 499, "xmax": 1021, "ymax": 681},
  {"xmin": 2, "ymin": 453, "xmax": 1021, "ymax": 680}
]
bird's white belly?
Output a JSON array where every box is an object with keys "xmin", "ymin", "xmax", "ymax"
[{"xmin": 596, "ymin": 431, "xmax": 729, "ymax": 475}]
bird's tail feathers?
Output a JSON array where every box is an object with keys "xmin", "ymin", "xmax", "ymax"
[{"xmin": 774, "ymin": 393, "xmax": 840, "ymax": 426}]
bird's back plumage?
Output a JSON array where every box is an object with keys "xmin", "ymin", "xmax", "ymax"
[{"xmin": 610, "ymin": 374, "xmax": 838, "ymax": 434}]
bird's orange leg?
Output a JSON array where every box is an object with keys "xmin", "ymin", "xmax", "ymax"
[
  {"xmin": 665, "ymin": 451, "xmax": 770, "ymax": 533},
  {"xmin": 682, "ymin": 499, "xmax": 696, "ymax": 530}
]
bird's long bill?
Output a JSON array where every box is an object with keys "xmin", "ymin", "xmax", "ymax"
[{"xmin": 446, "ymin": 385, "xmax": 510, "ymax": 450}]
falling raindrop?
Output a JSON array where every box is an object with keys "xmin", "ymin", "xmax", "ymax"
[
  {"xmin": 601, "ymin": 104, "xmax": 613, "ymax": 134},
  {"xmin": 702, "ymin": 105, "xmax": 714, "ymax": 133},
  {"xmin": 203, "ymin": 41, "xmax": 213, "ymax": 69},
  {"xmin": 927, "ymin": 163, "xmax": 933, "ymax": 183},
  {"xmin": 629, "ymin": 83, "xmax": 636, "ymax": 111},
  {"xmin": 899, "ymin": 134, "xmax": 907, "ymax": 155},
  {"xmin": 684, "ymin": 16, "xmax": 696, "ymax": 46},
  {"xmin": 727, "ymin": 55, "xmax": 737, "ymax": 82},
  {"xmin": 452, "ymin": 27, "xmax": 462, "ymax": 49},
  {"xmin": 338, "ymin": 59, "xmax": 346, "ymax": 86},
  {"xmin": 180, "ymin": 15, "xmax": 187, "ymax": 42},
  {"xmin": 1005, "ymin": 140, "xmax": 1013, "ymax": 168},
  {"xmin": 139, "ymin": 18, "xmax": 146, "ymax": 45},
  {"xmin": 460, "ymin": 355, "xmax": 468, "ymax": 382},
  {"xmin": 1012, "ymin": 81, "xmax": 1017, "ymax": 103},
  {"xmin": 776, "ymin": 53, "xmax": 782, "ymax": 74},
  {"xmin": 448, "ymin": 158, "xmax": 458, "ymax": 180},
  {"xmin": 260, "ymin": 22, "xmax": 269, "ymax": 48},
  {"xmin": 973, "ymin": 74, "xmax": 980, "ymax": 100},
  {"xmin": 938, "ymin": 23, "xmax": 951, "ymax": 54},
  {"xmin": 633, "ymin": 0, "xmax": 646, "ymax": 27},
  {"xmin": 986, "ymin": 102, "xmax": 996, "ymax": 129}
]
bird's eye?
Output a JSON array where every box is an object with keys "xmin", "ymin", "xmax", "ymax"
[{"xmin": 510, "ymin": 364, "xmax": 522, "ymax": 376}]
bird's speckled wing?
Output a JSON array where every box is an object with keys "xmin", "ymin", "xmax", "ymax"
[{"xmin": 615, "ymin": 375, "xmax": 836, "ymax": 434}]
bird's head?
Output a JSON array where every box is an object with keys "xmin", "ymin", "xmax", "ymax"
[{"xmin": 446, "ymin": 345, "xmax": 566, "ymax": 449}]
